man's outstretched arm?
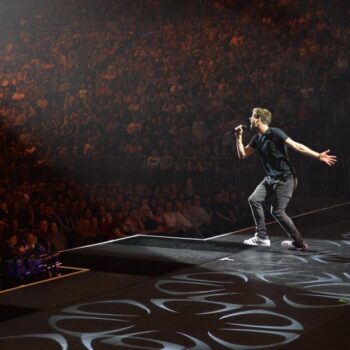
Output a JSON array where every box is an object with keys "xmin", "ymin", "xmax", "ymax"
[{"xmin": 285, "ymin": 138, "xmax": 337, "ymax": 166}]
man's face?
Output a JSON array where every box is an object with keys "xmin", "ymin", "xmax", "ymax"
[{"xmin": 249, "ymin": 112, "xmax": 260, "ymax": 130}]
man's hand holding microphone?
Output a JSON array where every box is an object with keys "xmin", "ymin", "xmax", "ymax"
[
  {"xmin": 234, "ymin": 124, "xmax": 249, "ymax": 159},
  {"xmin": 234, "ymin": 124, "xmax": 247, "ymax": 137}
]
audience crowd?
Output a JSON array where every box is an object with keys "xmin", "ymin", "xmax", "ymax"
[
  {"xmin": 0, "ymin": 178, "xmax": 251, "ymax": 288},
  {"xmin": 0, "ymin": 0, "xmax": 349, "ymax": 288}
]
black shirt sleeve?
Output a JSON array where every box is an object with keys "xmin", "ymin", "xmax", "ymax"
[
  {"xmin": 248, "ymin": 134, "xmax": 258, "ymax": 149},
  {"xmin": 271, "ymin": 127, "xmax": 289, "ymax": 141}
]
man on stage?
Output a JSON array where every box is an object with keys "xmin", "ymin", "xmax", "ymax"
[{"xmin": 235, "ymin": 107, "xmax": 337, "ymax": 250}]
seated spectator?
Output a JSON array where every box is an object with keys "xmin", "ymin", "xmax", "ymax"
[
  {"xmin": 35, "ymin": 203, "xmax": 47, "ymax": 224},
  {"xmin": 12, "ymin": 88, "xmax": 25, "ymax": 102},
  {"xmin": 192, "ymin": 195, "xmax": 212, "ymax": 228},
  {"xmin": 229, "ymin": 191, "xmax": 245, "ymax": 227},
  {"xmin": 123, "ymin": 208, "xmax": 145, "ymax": 235},
  {"xmin": 223, "ymin": 191, "xmax": 239, "ymax": 229},
  {"xmin": 211, "ymin": 193, "xmax": 236, "ymax": 233},
  {"xmin": 183, "ymin": 196, "xmax": 212, "ymax": 236},
  {"xmin": 0, "ymin": 219, "xmax": 8, "ymax": 245},
  {"xmin": 174, "ymin": 200, "xmax": 196, "ymax": 236},
  {"xmin": 126, "ymin": 117, "xmax": 142, "ymax": 135},
  {"xmin": 55, "ymin": 202, "xmax": 78, "ymax": 247},
  {"xmin": 8, "ymin": 219, "xmax": 23, "ymax": 237},
  {"xmin": 111, "ymin": 210, "xmax": 127, "ymax": 238},
  {"xmin": 140, "ymin": 207, "xmax": 163, "ymax": 234},
  {"xmin": 36, "ymin": 219, "xmax": 51, "ymax": 253},
  {"xmin": 153, "ymin": 206, "xmax": 170, "ymax": 234},
  {"xmin": 162, "ymin": 201, "xmax": 194, "ymax": 235},
  {"xmin": 9, "ymin": 201, "xmax": 28, "ymax": 231},
  {"xmin": 97, "ymin": 206, "xmax": 113, "ymax": 239},
  {"xmin": 147, "ymin": 151, "xmax": 161, "ymax": 169},
  {"xmin": 23, "ymin": 230, "xmax": 60, "ymax": 281},
  {"xmin": 37, "ymin": 95, "xmax": 49, "ymax": 111},
  {"xmin": 48, "ymin": 221, "xmax": 67, "ymax": 252},
  {"xmin": 1, "ymin": 244, "xmax": 27, "ymax": 288},
  {"xmin": 1, "ymin": 232, "xmax": 19, "ymax": 261},
  {"xmin": 182, "ymin": 198, "xmax": 199, "ymax": 228},
  {"xmin": 0, "ymin": 201, "xmax": 9, "ymax": 222},
  {"xmin": 25, "ymin": 231, "xmax": 48, "ymax": 257},
  {"xmin": 77, "ymin": 208, "xmax": 99, "ymax": 245},
  {"xmin": 42, "ymin": 204, "xmax": 61, "ymax": 226},
  {"xmin": 162, "ymin": 201, "xmax": 179, "ymax": 234}
]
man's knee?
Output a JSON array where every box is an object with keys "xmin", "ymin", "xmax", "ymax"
[
  {"xmin": 248, "ymin": 195, "xmax": 258, "ymax": 205},
  {"xmin": 271, "ymin": 207, "xmax": 285, "ymax": 219}
]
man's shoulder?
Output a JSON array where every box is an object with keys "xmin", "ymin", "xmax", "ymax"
[
  {"xmin": 268, "ymin": 127, "xmax": 288, "ymax": 140},
  {"xmin": 269, "ymin": 127, "xmax": 283, "ymax": 133}
]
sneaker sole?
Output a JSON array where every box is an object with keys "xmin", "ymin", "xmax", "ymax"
[{"xmin": 244, "ymin": 241, "xmax": 271, "ymax": 247}]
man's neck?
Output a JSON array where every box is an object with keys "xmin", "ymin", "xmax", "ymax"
[{"xmin": 258, "ymin": 123, "xmax": 269, "ymax": 134}]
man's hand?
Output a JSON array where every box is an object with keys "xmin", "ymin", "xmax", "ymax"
[
  {"xmin": 234, "ymin": 124, "xmax": 245, "ymax": 137},
  {"xmin": 319, "ymin": 149, "xmax": 337, "ymax": 166}
]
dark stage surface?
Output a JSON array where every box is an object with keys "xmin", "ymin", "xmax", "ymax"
[{"xmin": 0, "ymin": 203, "xmax": 350, "ymax": 350}]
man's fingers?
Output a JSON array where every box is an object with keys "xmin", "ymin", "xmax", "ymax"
[
  {"xmin": 328, "ymin": 157, "xmax": 337, "ymax": 166},
  {"xmin": 234, "ymin": 125, "xmax": 244, "ymax": 135}
]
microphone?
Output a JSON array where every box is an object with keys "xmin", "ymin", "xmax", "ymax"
[{"xmin": 226, "ymin": 123, "xmax": 249, "ymax": 135}]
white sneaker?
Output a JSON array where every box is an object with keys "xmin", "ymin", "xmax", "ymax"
[
  {"xmin": 281, "ymin": 240, "xmax": 308, "ymax": 251},
  {"xmin": 244, "ymin": 234, "xmax": 271, "ymax": 247}
]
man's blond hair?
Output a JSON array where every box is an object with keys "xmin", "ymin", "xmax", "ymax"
[{"xmin": 253, "ymin": 107, "xmax": 272, "ymax": 125}]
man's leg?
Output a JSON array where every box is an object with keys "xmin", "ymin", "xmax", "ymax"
[
  {"xmin": 270, "ymin": 176, "xmax": 304, "ymax": 246},
  {"xmin": 248, "ymin": 178, "xmax": 269, "ymax": 239}
]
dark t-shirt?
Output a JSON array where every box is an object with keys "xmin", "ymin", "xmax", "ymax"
[{"xmin": 248, "ymin": 127, "xmax": 292, "ymax": 178}]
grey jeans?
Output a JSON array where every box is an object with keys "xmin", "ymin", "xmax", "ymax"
[{"xmin": 248, "ymin": 175, "xmax": 304, "ymax": 243}]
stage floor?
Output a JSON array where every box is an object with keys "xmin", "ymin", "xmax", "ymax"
[{"xmin": 0, "ymin": 203, "xmax": 350, "ymax": 350}]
